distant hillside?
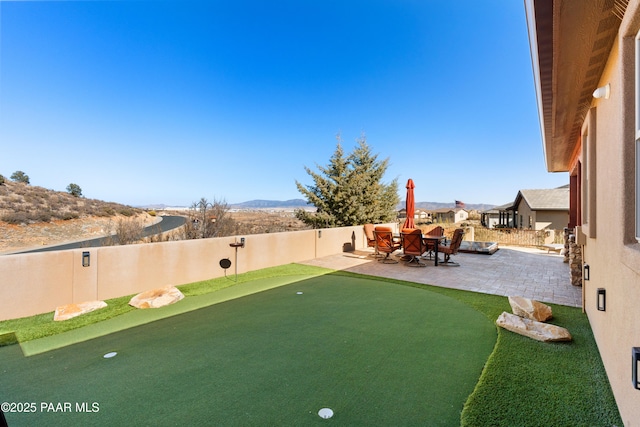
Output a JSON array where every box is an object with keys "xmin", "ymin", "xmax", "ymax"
[
  {"xmin": 230, "ymin": 199, "xmax": 311, "ymax": 209},
  {"xmin": 0, "ymin": 180, "xmax": 143, "ymax": 224},
  {"xmin": 144, "ymin": 199, "xmax": 496, "ymax": 211},
  {"xmin": 230, "ymin": 199, "xmax": 495, "ymax": 211}
]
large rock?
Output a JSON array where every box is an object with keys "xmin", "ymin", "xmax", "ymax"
[
  {"xmin": 496, "ymin": 312, "xmax": 572, "ymax": 342},
  {"xmin": 54, "ymin": 300, "xmax": 107, "ymax": 321},
  {"xmin": 129, "ymin": 285, "xmax": 184, "ymax": 309},
  {"xmin": 508, "ymin": 296, "xmax": 553, "ymax": 322}
]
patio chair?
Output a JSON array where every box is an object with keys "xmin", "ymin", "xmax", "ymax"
[
  {"xmin": 424, "ymin": 226, "xmax": 444, "ymax": 260},
  {"xmin": 437, "ymin": 228, "xmax": 464, "ymax": 266},
  {"xmin": 363, "ymin": 224, "xmax": 383, "ymax": 258},
  {"xmin": 374, "ymin": 226, "xmax": 402, "ymax": 264},
  {"xmin": 401, "ymin": 229, "xmax": 427, "ymax": 267}
]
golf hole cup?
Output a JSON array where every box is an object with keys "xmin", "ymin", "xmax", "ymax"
[{"xmin": 318, "ymin": 408, "xmax": 333, "ymax": 419}]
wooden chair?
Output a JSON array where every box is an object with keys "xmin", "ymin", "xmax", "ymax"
[
  {"xmin": 437, "ymin": 228, "xmax": 465, "ymax": 266},
  {"xmin": 401, "ymin": 229, "xmax": 427, "ymax": 267},
  {"xmin": 424, "ymin": 226, "xmax": 444, "ymax": 260},
  {"xmin": 374, "ymin": 226, "xmax": 401, "ymax": 264}
]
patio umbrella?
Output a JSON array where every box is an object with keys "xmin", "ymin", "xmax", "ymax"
[{"xmin": 402, "ymin": 179, "xmax": 416, "ymax": 230}]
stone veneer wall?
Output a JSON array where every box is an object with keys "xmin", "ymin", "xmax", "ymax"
[
  {"xmin": 563, "ymin": 227, "xmax": 571, "ymax": 264},
  {"xmin": 566, "ymin": 228, "xmax": 583, "ymax": 287}
]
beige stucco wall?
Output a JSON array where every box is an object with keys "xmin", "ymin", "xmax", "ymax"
[
  {"xmin": 515, "ymin": 200, "xmax": 534, "ymax": 228},
  {"xmin": 515, "ymin": 199, "xmax": 567, "ymax": 231},
  {"xmin": 0, "ymin": 223, "xmax": 396, "ymax": 321},
  {"xmin": 578, "ymin": 10, "xmax": 640, "ymax": 424},
  {"xmin": 534, "ymin": 210, "xmax": 568, "ymax": 231}
]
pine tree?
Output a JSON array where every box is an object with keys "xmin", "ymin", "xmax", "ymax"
[{"xmin": 295, "ymin": 135, "xmax": 399, "ymax": 227}]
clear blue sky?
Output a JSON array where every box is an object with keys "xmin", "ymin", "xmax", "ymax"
[{"xmin": 0, "ymin": 1, "xmax": 567, "ymax": 207}]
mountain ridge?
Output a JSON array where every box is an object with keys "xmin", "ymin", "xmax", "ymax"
[{"xmin": 140, "ymin": 199, "xmax": 496, "ymax": 211}]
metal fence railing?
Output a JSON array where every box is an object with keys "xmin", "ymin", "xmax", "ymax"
[{"xmin": 418, "ymin": 224, "xmax": 563, "ymax": 247}]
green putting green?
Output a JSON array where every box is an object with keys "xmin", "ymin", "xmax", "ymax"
[{"xmin": 1, "ymin": 273, "xmax": 496, "ymax": 426}]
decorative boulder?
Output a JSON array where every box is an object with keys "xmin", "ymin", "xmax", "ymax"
[
  {"xmin": 54, "ymin": 300, "xmax": 107, "ymax": 321},
  {"xmin": 129, "ymin": 285, "xmax": 184, "ymax": 309},
  {"xmin": 496, "ymin": 312, "xmax": 572, "ymax": 342},
  {"xmin": 508, "ymin": 296, "xmax": 553, "ymax": 322}
]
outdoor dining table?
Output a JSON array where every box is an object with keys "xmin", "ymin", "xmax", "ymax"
[{"xmin": 422, "ymin": 235, "xmax": 446, "ymax": 266}]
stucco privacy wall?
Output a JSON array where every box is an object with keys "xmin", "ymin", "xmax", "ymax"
[{"xmin": 0, "ymin": 223, "xmax": 396, "ymax": 321}]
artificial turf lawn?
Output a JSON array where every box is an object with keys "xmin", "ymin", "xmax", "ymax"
[
  {"xmin": 1, "ymin": 273, "xmax": 496, "ymax": 426},
  {"xmin": 0, "ymin": 264, "xmax": 623, "ymax": 426}
]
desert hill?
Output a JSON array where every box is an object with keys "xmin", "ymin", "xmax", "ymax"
[{"xmin": 0, "ymin": 180, "xmax": 143, "ymax": 225}]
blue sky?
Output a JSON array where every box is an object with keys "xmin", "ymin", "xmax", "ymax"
[{"xmin": 0, "ymin": 1, "xmax": 567, "ymax": 207}]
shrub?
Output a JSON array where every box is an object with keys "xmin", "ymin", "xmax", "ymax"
[
  {"xmin": 35, "ymin": 211, "xmax": 52, "ymax": 222},
  {"xmin": 2, "ymin": 212, "xmax": 28, "ymax": 224},
  {"xmin": 61, "ymin": 212, "xmax": 79, "ymax": 220},
  {"xmin": 118, "ymin": 207, "xmax": 135, "ymax": 217},
  {"xmin": 113, "ymin": 218, "xmax": 143, "ymax": 244}
]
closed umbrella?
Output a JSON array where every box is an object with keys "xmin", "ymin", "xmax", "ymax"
[{"xmin": 402, "ymin": 179, "xmax": 416, "ymax": 230}]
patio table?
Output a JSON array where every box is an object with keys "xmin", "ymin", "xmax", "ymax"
[{"xmin": 423, "ymin": 235, "xmax": 446, "ymax": 266}]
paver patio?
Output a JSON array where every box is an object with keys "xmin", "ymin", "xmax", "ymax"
[{"xmin": 303, "ymin": 245, "xmax": 581, "ymax": 307}]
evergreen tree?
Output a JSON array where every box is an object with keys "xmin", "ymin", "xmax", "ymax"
[
  {"xmin": 66, "ymin": 183, "xmax": 83, "ymax": 197},
  {"xmin": 10, "ymin": 170, "xmax": 30, "ymax": 184},
  {"xmin": 295, "ymin": 135, "xmax": 399, "ymax": 227}
]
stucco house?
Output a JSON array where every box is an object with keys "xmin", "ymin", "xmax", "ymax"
[
  {"xmin": 512, "ymin": 186, "xmax": 569, "ymax": 230},
  {"xmin": 481, "ymin": 202, "xmax": 516, "ymax": 228},
  {"xmin": 432, "ymin": 208, "xmax": 468, "ymax": 224},
  {"xmin": 397, "ymin": 208, "xmax": 432, "ymax": 223},
  {"xmin": 526, "ymin": 0, "xmax": 640, "ymax": 422}
]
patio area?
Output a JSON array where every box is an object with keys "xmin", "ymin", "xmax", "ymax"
[{"xmin": 303, "ymin": 245, "xmax": 581, "ymax": 308}]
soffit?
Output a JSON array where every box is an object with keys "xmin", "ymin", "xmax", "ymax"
[{"xmin": 531, "ymin": 0, "xmax": 621, "ymax": 172}]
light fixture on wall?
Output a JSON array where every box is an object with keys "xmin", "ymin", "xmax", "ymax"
[
  {"xmin": 633, "ymin": 347, "xmax": 640, "ymax": 390},
  {"xmin": 82, "ymin": 251, "xmax": 90, "ymax": 267},
  {"xmin": 592, "ymin": 83, "xmax": 610, "ymax": 99},
  {"xmin": 597, "ymin": 288, "xmax": 606, "ymax": 311},
  {"xmin": 584, "ymin": 264, "xmax": 590, "ymax": 281}
]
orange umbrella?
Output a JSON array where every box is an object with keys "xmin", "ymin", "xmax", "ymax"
[{"xmin": 402, "ymin": 179, "xmax": 416, "ymax": 230}]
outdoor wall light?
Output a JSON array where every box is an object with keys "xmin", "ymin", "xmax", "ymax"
[
  {"xmin": 597, "ymin": 288, "xmax": 606, "ymax": 311},
  {"xmin": 584, "ymin": 264, "xmax": 590, "ymax": 281},
  {"xmin": 318, "ymin": 230, "xmax": 322, "ymax": 238},
  {"xmin": 633, "ymin": 347, "xmax": 640, "ymax": 390},
  {"xmin": 82, "ymin": 251, "xmax": 90, "ymax": 267},
  {"xmin": 592, "ymin": 83, "xmax": 610, "ymax": 99}
]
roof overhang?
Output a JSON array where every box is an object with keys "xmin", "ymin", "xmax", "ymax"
[{"xmin": 525, "ymin": 0, "xmax": 621, "ymax": 172}]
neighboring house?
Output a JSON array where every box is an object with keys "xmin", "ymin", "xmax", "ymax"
[
  {"xmin": 397, "ymin": 208, "xmax": 432, "ymax": 223},
  {"xmin": 526, "ymin": 0, "xmax": 640, "ymax": 422},
  {"xmin": 432, "ymin": 208, "xmax": 468, "ymax": 224},
  {"xmin": 481, "ymin": 202, "xmax": 515, "ymax": 229},
  {"xmin": 512, "ymin": 186, "xmax": 569, "ymax": 230},
  {"xmin": 414, "ymin": 209, "xmax": 431, "ymax": 222}
]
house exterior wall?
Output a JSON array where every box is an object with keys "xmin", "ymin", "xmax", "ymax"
[
  {"xmin": 563, "ymin": 6, "xmax": 640, "ymax": 422},
  {"xmin": 514, "ymin": 200, "xmax": 567, "ymax": 231},
  {"xmin": 515, "ymin": 199, "xmax": 534, "ymax": 229},
  {"xmin": 533, "ymin": 210, "xmax": 568, "ymax": 231},
  {"xmin": 454, "ymin": 210, "xmax": 468, "ymax": 223},
  {"xmin": 0, "ymin": 223, "xmax": 397, "ymax": 321}
]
